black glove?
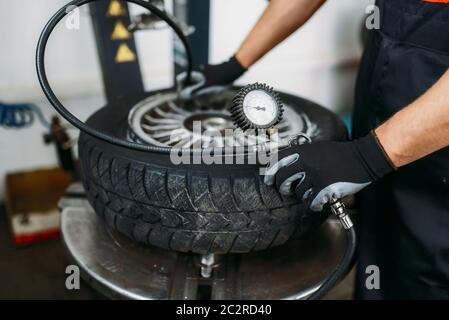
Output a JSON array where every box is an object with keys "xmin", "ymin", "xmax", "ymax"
[
  {"xmin": 264, "ymin": 131, "xmax": 396, "ymax": 212},
  {"xmin": 178, "ymin": 56, "xmax": 246, "ymax": 99}
]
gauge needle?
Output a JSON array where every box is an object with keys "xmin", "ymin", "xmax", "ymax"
[{"xmin": 245, "ymin": 106, "xmax": 266, "ymax": 111}]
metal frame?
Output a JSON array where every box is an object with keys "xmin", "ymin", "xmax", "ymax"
[
  {"xmin": 90, "ymin": 0, "xmax": 144, "ymax": 103},
  {"xmin": 173, "ymin": 0, "xmax": 210, "ymax": 73},
  {"xmin": 90, "ymin": 0, "xmax": 211, "ymax": 101}
]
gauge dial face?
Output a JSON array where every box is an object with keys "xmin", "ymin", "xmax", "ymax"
[{"xmin": 242, "ymin": 89, "xmax": 279, "ymax": 127}]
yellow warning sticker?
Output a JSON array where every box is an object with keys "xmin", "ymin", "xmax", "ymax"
[
  {"xmin": 111, "ymin": 20, "xmax": 130, "ymax": 40},
  {"xmin": 107, "ymin": 0, "xmax": 127, "ymax": 17},
  {"xmin": 115, "ymin": 43, "xmax": 136, "ymax": 63}
]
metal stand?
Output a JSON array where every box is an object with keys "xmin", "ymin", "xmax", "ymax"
[{"xmin": 60, "ymin": 183, "xmax": 349, "ymax": 300}]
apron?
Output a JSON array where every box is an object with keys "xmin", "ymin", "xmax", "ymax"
[{"xmin": 353, "ymin": 0, "xmax": 449, "ymax": 299}]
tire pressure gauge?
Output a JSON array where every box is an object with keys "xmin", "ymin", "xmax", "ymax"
[{"xmin": 231, "ymin": 83, "xmax": 284, "ymax": 131}]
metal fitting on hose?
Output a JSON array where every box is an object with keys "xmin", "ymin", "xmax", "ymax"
[{"xmin": 330, "ymin": 200, "xmax": 353, "ymax": 230}]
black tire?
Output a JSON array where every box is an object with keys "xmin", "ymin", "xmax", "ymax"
[{"xmin": 78, "ymin": 89, "xmax": 347, "ymax": 254}]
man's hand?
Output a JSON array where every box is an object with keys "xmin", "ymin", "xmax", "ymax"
[
  {"xmin": 263, "ymin": 67, "xmax": 449, "ymax": 212},
  {"xmin": 264, "ymin": 132, "xmax": 395, "ymax": 212},
  {"xmin": 177, "ymin": 56, "xmax": 246, "ymax": 100}
]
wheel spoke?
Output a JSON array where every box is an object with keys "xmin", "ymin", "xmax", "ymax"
[
  {"xmin": 154, "ymin": 107, "xmax": 185, "ymax": 120},
  {"xmin": 152, "ymin": 128, "xmax": 187, "ymax": 139},
  {"xmin": 141, "ymin": 124, "xmax": 180, "ymax": 131},
  {"xmin": 167, "ymin": 101, "xmax": 190, "ymax": 116},
  {"xmin": 144, "ymin": 115, "xmax": 180, "ymax": 124}
]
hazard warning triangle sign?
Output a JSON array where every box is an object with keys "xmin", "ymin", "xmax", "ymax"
[{"xmin": 115, "ymin": 43, "xmax": 136, "ymax": 63}]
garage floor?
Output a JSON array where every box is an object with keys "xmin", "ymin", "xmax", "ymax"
[
  {"xmin": 0, "ymin": 205, "xmax": 102, "ymax": 300},
  {"xmin": 0, "ymin": 204, "xmax": 354, "ymax": 300}
]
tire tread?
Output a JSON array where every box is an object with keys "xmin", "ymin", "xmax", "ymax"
[{"xmin": 79, "ymin": 139, "xmax": 312, "ymax": 254}]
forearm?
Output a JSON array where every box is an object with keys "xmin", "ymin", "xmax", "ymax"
[
  {"xmin": 235, "ymin": 0, "xmax": 326, "ymax": 69},
  {"xmin": 375, "ymin": 69, "xmax": 449, "ymax": 167}
]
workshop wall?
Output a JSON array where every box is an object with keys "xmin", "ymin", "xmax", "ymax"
[
  {"xmin": 211, "ymin": 0, "xmax": 374, "ymax": 114},
  {"xmin": 0, "ymin": 0, "xmax": 173, "ymax": 200},
  {"xmin": 0, "ymin": 0, "xmax": 373, "ymax": 200}
]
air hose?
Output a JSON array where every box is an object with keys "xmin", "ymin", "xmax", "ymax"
[
  {"xmin": 306, "ymin": 201, "xmax": 356, "ymax": 300},
  {"xmin": 36, "ymin": 0, "xmax": 194, "ymax": 155},
  {"xmin": 36, "ymin": 0, "xmax": 283, "ymax": 156}
]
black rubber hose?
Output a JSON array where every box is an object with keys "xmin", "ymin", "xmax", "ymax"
[
  {"xmin": 307, "ymin": 226, "xmax": 356, "ymax": 300},
  {"xmin": 36, "ymin": 0, "xmax": 194, "ymax": 155}
]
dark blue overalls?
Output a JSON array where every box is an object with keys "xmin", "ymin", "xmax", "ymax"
[{"xmin": 353, "ymin": 0, "xmax": 449, "ymax": 299}]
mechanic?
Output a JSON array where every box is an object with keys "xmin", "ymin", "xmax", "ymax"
[{"xmin": 181, "ymin": 0, "xmax": 449, "ymax": 299}]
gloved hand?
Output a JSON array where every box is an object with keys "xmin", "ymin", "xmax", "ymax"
[
  {"xmin": 264, "ymin": 131, "xmax": 396, "ymax": 212},
  {"xmin": 177, "ymin": 56, "xmax": 247, "ymax": 100}
]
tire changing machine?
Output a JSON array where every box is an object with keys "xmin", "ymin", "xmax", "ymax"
[
  {"xmin": 53, "ymin": 0, "xmax": 355, "ymax": 299},
  {"xmin": 60, "ymin": 183, "xmax": 351, "ymax": 299}
]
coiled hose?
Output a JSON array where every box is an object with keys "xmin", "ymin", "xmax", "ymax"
[
  {"xmin": 36, "ymin": 0, "xmax": 193, "ymax": 155},
  {"xmin": 0, "ymin": 102, "xmax": 50, "ymax": 129}
]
